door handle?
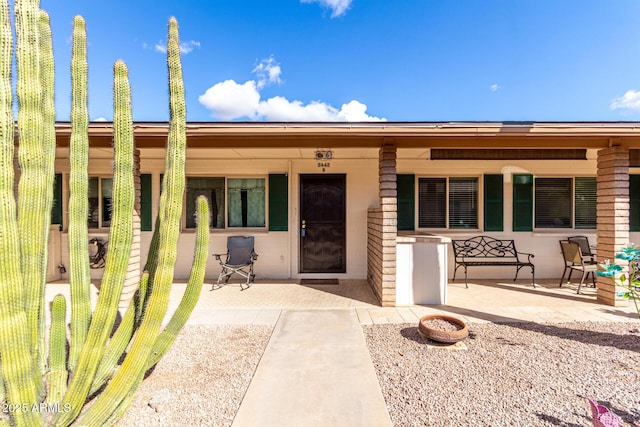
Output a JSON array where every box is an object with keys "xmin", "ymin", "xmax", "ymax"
[{"xmin": 301, "ymin": 220, "xmax": 306, "ymax": 237}]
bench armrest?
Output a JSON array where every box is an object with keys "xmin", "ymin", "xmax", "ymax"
[{"xmin": 517, "ymin": 251, "xmax": 535, "ymax": 263}]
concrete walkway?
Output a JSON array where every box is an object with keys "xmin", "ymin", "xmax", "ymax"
[{"xmin": 231, "ymin": 309, "xmax": 392, "ymax": 427}]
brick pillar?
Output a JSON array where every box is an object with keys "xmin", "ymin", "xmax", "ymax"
[
  {"xmin": 596, "ymin": 146, "xmax": 629, "ymax": 306},
  {"xmin": 119, "ymin": 148, "xmax": 141, "ymax": 309},
  {"xmin": 379, "ymin": 141, "xmax": 397, "ymax": 306}
]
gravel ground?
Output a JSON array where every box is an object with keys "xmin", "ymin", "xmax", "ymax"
[
  {"xmin": 364, "ymin": 321, "xmax": 640, "ymax": 427},
  {"xmin": 112, "ymin": 321, "xmax": 640, "ymax": 427},
  {"xmin": 117, "ymin": 325, "xmax": 272, "ymax": 427}
]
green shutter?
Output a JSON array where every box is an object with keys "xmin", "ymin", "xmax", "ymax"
[
  {"xmin": 397, "ymin": 174, "xmax": 415, "ymax": 231},
  {"xmin": 268, "ymin": 174, "xmax": 288, "ymax": 231},
  {"xmin": 631, "ymin": 175, "xmax": 640, "ymax": 231},
  {"xmin": 51, "ymin": 173, "xmax": 62, "ymax": 226},
  {"xmin": 513, "ymin": 174, "xmax": 533, "ymax": 231},
  {"xmin": 140, "ymin": 174, "xmax": 152, "ymax": 231},
  {"xmin": 483, "ymin": 174, "xmax": 503, "ymax": 231}
]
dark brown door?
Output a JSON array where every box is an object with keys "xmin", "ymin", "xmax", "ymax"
[{"xmin": 300, "ymin": 174, "xmax": 346, "ymax": 273}]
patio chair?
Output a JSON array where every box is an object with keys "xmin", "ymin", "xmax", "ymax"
[
  {"xmin": 568, "ymin": 235, "xmax": 597, "ymax": 264},
  {"xmin": 559, "ymin": 239, "xmax": 598, "ymax": 294},
  {"xmin": 211, "ymin": 236, "xmax": 258, "ymax": 291}
]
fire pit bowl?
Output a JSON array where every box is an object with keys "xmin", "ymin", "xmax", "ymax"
[{"xmin": 418, "ymin": 314, "xmax": 469, "ymax": 344}]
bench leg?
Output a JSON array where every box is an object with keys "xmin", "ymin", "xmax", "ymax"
[
  {"xmin": 515, "ymin": 265, "xmax": 536, "ymax": 288},
  {"xmin": 531, "ymin": 266, "xmax": 535, "ymax": 288}
]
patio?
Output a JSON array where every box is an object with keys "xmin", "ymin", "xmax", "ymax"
[{"xmin": 162, "ymin": 278, "xmax": 640, "ymax": 326}]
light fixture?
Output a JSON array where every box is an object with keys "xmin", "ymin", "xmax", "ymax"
[{"xmin": 314, "ymin": 149, "xmax": 333, "ymax": 172}]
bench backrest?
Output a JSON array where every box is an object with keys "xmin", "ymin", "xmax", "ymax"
[{"xmin": 452, "ymin": 236, "xmax": 518, "ymax": 259}]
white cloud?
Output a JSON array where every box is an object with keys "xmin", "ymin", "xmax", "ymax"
[
  {"xmin": 153, "ymin": 40, "xmax": 200, "ymax": 54},
  {"xmin": 198, "ymin": 79, "xmax": 384, "ymax": 122},
  {"xmin": 253, "ymin": 57, "xmax": 282, "ymax": 89},
  {"xmin": 610, "ymin": 90, "xmax": 640, "ymax": 112},
  {"xmin": 198, "ymin": 80, "xmax": 261, "ymax": 120},
  {"xmin": 490, "ymin": 84, "xmax": 499, "ymax": 92},
  {"xmin": 93, "ymin": 117, "xmax": 108, "ymax": 122},
  {"xmin": 301, "ymin": 0, "xmax": 353, "ymax": 18}
]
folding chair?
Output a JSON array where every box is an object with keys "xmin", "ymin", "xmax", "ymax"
[{"xmin": 212, "ymin": 236, "xmax": 258, "ymax": 290}]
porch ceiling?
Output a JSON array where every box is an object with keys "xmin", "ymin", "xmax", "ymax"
[{"xmin": 52, "ymin": 121, "xmax": 640, "ymax": 149}]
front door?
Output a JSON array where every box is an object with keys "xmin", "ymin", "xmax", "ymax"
[{"xmin": 299, "ymin": 174, "xmax": 346, "ymax": 273}]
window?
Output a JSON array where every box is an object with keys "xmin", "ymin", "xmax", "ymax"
[
  {"xmin": 418, "ymin": 177, "xmax": 478, "ymax": 229},
  {"xmin": 227, "ymin": 178, "xmax": 265, "ymax": 228},
  {"xmin": 88, "ymin": 177, "xmax": 113, "ymax": 229},
  {"xmin": 574, "ymin": 177, "xmax": 596, "ymax": 229},
  {"xmin": 535, "ymin": 178, "xmax": 572, "ymax": 228},
  {"xmin": 185, "ymin": 177, "xmax": 266, "ymax": 229},
  {"xmin": 186, "ymin": 178, "xmax": 225, "ymax": 229},
  {"xmin": 531, "ymin": 177, "xmax": 596, "ymax": 229}
]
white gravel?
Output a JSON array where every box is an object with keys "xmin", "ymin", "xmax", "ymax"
[
  {"xmin": 117, "ymin": 325, "xmax": 272, "ymax": 427},
  {"xmin": 113, "ymin": 320, "xmax": 640, "ymax": 427},
  {"xmin": 364, "ymin": 321, "xmax": 640, "ymax": 427}
]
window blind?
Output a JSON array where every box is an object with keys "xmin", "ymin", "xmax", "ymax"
[
  {"xmin": 535, "ymin": 177, "xmax": 572, "ymax": 228},
  {"xmin": 449, "ymin": 178, "xmax": 478, "ymax": 229},
  {"xmin": 418, "ymin": 178, "xmax": 446, "ymax": 228},
  {"xmin": 574, "ymin": 177, "xmax": 596, "ymax": 229}
]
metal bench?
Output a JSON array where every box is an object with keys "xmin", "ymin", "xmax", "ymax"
[{"xmin": 451, "ymin": 236, "xmax": 535, "ymax": 288}]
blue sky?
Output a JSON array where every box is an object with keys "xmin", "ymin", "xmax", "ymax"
[{"xmin": 34, "ymin": 0, "xmax": 640, "ymax": 122}]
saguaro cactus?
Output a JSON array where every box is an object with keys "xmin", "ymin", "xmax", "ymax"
[{"xmin": 0, "ymin": 1, "xmax": 209, "ymax": 426}]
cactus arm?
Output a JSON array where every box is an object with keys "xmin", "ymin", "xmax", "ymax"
[
  {"xmin": 146, "ymin": 196, "xmax": 209, "ymax": 369},
  {"xmin": 67, "ymin": 15, "xmax": 91, "ymax": 372},
  {"xmin": 37, "ymin": 8, "xmax": 56, "ymax": 376},
  {"xmin": 45, "ymin": 295, "xmax": 67, "ymax": 406},
  {"xmin": 55, "ymin": 59, "xmax": 135, "ymax": 427},
  {"xmin": 89, "ymin": 272, "xmax": 148, "ymax": 395},
  {"xmin": 0, "ymin": 0, "xmax": 42, "ymax": 425},
  {"xmin": 0, "ymin": 0, "xmax": 13, "ymax": 411},
  {"xmin": 15, "ymin": 0, "xmax": 49, "ymax": 400},
  {"xmin": 75, "ymin": 18, "xmax": 187, "ymax": 426}
]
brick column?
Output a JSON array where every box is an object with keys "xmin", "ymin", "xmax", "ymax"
[
  {"xmin": 367, "ymin": 141, "xmax": 397, "ymax": 306},
  {"xmin": 596, "ymin": 146, "xmax": 629, "ymax": 306},
  {"xmin": 119, "ymin": 148, "xmax": 141, "ymax": 309}
]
